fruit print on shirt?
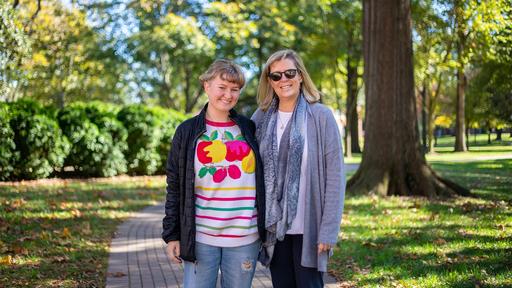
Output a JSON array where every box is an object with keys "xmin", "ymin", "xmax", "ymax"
[{"xmin": 196, "ymin": 130, "xmax": 255, "ymax": 183}]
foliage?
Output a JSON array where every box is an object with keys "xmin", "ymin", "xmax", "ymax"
[
  {"xmin": 117, "ymin": 105, "xmax": 163, "ymax": 175},
  {"xmin": 0, "ymin": 104, "xmax": 16, "ymax": 180},
  {"xmin": 57, "ymin": 102, "xmax": 127, "ymax": 177},
  {"xmin": 152, "ymin": 106, "xmax": 187, "ymax": 174},
  {"xmin": 6, "ymin": 1, "xmax": 129, "ymax": 106},
  {"xmin": 7, "ymin": 99, "xmax": 70, "ymax": 180},
  {"xmin": 0, "ymin": 2, "xmax": 31, "ymax": 100}
]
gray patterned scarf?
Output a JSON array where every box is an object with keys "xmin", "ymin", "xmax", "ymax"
[{"xmin": 256, "ymin": 93, "xmax": 306, "ymax": 264}]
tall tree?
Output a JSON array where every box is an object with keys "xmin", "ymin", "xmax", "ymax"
[{"xmin": 347, "ymin": 0, "xmax": 468, "ymax": 196}]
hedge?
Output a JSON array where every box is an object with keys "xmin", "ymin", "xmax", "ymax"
[
  {"xmin": 8, "ymin": 100, "xmax": 70, "ymax": 180},
  {"xmin": 117, "ymin": 105, "xmax": 163, "ymax": 175},
  {"xmin": 1, "ymin": 99, "xmax": 186, "ymax": 180},
  {"xmin": 0, "ymin": 104, "xmax": 16, "ymax": 180},
  {"xmin": 153, "ymin": 106, "xmax": 188, "ymax": 174},
  {"xmin": 58, "ymin": 102, "xmax": 127, "ymax": 177}
]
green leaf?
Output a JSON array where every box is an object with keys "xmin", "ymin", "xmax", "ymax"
[
  {"xmin": 198, "ymin": 167, "xmax": 208, "ymax": 178},
  {"xmin": 211, "ymin": 130, "xmax": 218, "ymax": 140},
  {"xmin": 224, "ymin": 131, "xmax": 234, "ymax": 140},
  {"xmin": 235, "ymin": 135, "xmax": 245, "ymax": 141},
  {"xmin": 200, "ymin": 134, "xmax": 210, "ymax": 141},
  {"xmin": 208, "ymin": 167, "xmax": 216, "ymax": 175}
]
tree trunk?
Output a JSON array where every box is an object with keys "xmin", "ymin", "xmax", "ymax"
[
  {"xmin": 346, "ymin": 57, "xmax": 361, "ymax": 154},
  {"xmin": 347, "ymin": 0, "xmax": 469, "ymax": 197},
  {"xmin": 421, "ymin": 82, "xmax": 428, "ymax": 153},
  {"xmin": 454, "ymin": 0, "xmax": 467, "ymax": 152},
  {"xmin": 496, "ymin": 128, "xmax": 503, "ymax": 141}
]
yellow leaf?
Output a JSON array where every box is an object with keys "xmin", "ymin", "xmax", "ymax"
[
  {"xmin": 0, "ymin": 255, "xmax": 13, "ymax": 265},
  {"xmin": 62, "ymin": 228, "xmax": 71, "ymax": 238}
]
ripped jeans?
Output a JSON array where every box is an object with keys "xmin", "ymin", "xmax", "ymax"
[{"xmin": 183, "ymin": 240, "xmax": 260, "ymax": 288}]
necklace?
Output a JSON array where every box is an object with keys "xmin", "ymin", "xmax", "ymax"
[{"xmin": 278, "ymin": 113, "xmax": 286, "ymax": 129}]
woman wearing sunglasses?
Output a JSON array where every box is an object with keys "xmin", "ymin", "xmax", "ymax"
[
  {"xmin": 162, "ymin": 59, "xmax": 266, "ymax": 288},
  {"xmin": 252, "ymin": 49, "xmax": 345, "ymax": 288}
]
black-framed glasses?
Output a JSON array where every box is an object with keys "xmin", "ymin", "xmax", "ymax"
[{"xmin": 268, "ymin": 69, "xmax": 298, "ymax": 82}]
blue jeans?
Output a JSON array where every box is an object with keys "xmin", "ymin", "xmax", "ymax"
[{"xmin": 183, "ymin": 240, "xmax": 260, "ymax": 288}]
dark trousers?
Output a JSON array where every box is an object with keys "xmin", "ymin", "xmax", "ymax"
[{"xmin": 270, "ymin": 234, "xmax": 324, "ymax": 288}]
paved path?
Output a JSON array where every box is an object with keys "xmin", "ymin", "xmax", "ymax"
[{"xmin": 106, "ymin": 204, "xmax": 339, "ymax": 288}]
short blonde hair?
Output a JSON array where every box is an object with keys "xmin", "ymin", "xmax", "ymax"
[
  {"xmin": 257, "ymin": 49, "xmax": 320, "ymax": 110},
  {"xmin": 199, "ymin": 59, "xmax": 245, "ymax": 88}
]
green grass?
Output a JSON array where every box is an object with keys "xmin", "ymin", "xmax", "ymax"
[
  {"xmin": 330, "ymin": 158, "xmax": 512, "ymax": 287},
  {"xmin": 344, "ymin": 133, "xmax": 512, "ymax": 164},
  {"xmin": 1, "ymin": 134, "xmax": 510, "ymax": 287},
  {"xmin": 0, "ymin": 176, "xmax": 165, "ymax": 287}
]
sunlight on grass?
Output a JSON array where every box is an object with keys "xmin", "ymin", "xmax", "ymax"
[
  {"xmin": 0, "ymin": 176, "xmax": 166, "ymax": 287},
  {"xmin": 330, "ymin": 157, "xmax": 512, "ymax": 287}
]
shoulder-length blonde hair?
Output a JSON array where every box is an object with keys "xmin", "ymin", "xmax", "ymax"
[{"xmin": 257, "ymin": 49, "xmax": 321, "ymax": 111}]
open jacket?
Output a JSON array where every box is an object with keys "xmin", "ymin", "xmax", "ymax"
[
  {"xmin": 162, "ymin": 104, "xmax": 266, "ymax": 262},
  {"xmin": 252, "ymin": 102, "xmax": 345, "ymax": 272}
]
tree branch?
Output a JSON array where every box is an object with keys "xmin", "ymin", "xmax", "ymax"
[{"xmin": 30, "ymin": 0, "xmax": 42, "ymax": 21}]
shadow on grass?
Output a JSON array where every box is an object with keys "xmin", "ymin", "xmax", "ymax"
[{"xmin": 0, "ymin": 181, "xmax": 164, "ymax": 288}]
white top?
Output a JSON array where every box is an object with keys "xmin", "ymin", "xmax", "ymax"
[
  {"xmin": 276, "ymin": 110, "xmax": 307, "ymax": 235},
  {"xmin": 194, "ymin": 120, "xmax": 259, "ymax": 247}
]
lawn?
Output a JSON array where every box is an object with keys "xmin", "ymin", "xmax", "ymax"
[
  {"xmin": 344, "ymin": 133, "xmax": 512, "ymax": 164},
  {"xmin": 0, "ymin": 138, "xmax": 511, "ymax": 287},
  {"xmin": 330, "ymin": 158, "xmax": 512, "ymax": 287},
  {"xmin": 0, "ymin": 176, "xmax": 165, "ymax": 287}
]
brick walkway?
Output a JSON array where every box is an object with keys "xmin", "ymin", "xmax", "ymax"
[{"xmin": 106, "ymin": 204, "xmax": 339, "ymax": 288}]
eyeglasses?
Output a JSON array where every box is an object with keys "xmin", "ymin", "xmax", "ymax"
[{"xmin": 268, "ymin": 69, "xmax": 299, "ymax": 82}]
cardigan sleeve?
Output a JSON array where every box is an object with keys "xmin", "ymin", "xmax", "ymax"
[{"xmin": 317, "ymin": 108, "xmax": 346, "ymax": 245}]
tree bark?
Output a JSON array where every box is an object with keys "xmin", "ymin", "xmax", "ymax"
[
  {"xmin": 346, "ymin": 57, "xmax": 361, "ymax": 154},
  {"xmin": 347, "ymin": 0, "xmax": 469, "ymax": 198},
  {"xmin": 496, "ymin": 128, "xmax": 503, "ymax": 141},
  {"xmin": 454, "ymin": 0, "xmax": 467, "ymax": 152},
  {"xmin": 421, "ymin": 82, "xmax": 428, "ymax": 153}
]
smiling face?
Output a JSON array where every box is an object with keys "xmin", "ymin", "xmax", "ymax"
[
  {"xmin": 268, "ymin": 58, "xmax": 303, "ymax": 103},
  {"xmin": 204, "ymin": 75, "xmax": 241, "ymax": 114}
]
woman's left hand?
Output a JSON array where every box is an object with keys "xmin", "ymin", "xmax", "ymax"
[{"xmin": 317, "ymin": 243, "xmax": 332, "ymax": 254}]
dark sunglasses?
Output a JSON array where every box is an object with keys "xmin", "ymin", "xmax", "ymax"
[{"xmin": 268, "ymin": 69, "xmax": 298, "ymax": 82}]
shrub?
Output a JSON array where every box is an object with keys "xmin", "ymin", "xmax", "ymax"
[
  {"xmin": 117, "ymin": 105, "xmax": 162, "ymax": 175},
  {"xmin": 8, "ymin": 99, "xmax": 70, "ymax": 180},
  {"xmin": 153, "ymin": 106, "xmax": 187, "ymax": 174},
  {"xmin": 58, "ymin": 102, "xmax": 127, "ymax": 177},
  {"xmin": 0, "ymin": 104, "xmax": 16, "ymax": 180}
]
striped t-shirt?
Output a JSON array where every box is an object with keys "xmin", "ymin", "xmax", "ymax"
[{"xmin": 194, "ymin": 119, "xmax": 259, "ymax": 247}]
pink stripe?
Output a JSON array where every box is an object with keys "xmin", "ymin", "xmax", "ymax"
[
  {"xmin": 196, "ymin": 214, "xmax": 258, "ymax": 221},
  {"xmin": 199, "ymin": 232, "xmax": 251, "ymax": 238},
  {"xmin": 205, "ymin": 119, "xmax": 235, "ymax": 127},
  {"xmin": 195, "ymin": 194, "xmax": 256, "ymax": 201}
]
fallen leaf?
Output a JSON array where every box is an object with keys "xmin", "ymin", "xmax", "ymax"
[
  {"xmin": 434, "ymin": 238, "xmax": 447, "ymax": 245},
  {"xmin": 0, "ymin": 241, "xmax": 8, "ymax": 253},
  {"xmin": 107, "ymin": 271, "xmax": 127, "ymax": 277},
  {"xmin": 71, "ymin": 209, "xmax": 82, "ymax": 218},
  {"xmin": 62, "ymin": 227, "xmax": 71, "ymax": 238},
  {"xmin": 0, "ymin": 255, "xmax": 13, "ymax": 265},
  {"xmin": 81, "ymin": 222, "xmax": 92, "ymax": 235},
  {"xmin": 51, "ymin": 255, "xmax": 70, "ymax": 263}
]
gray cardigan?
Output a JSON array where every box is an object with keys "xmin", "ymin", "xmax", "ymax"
[{"xmin": 252, "ymin": 102, "xmax": 346, "ymax": 272}]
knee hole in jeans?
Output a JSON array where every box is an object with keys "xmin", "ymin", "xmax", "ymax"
[{"xmin": 241, "ymin": 258, "xmax": 254, "ymax": 272}]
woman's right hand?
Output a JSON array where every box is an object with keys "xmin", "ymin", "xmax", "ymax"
[{"xmin": 166, "ymin": 241, "xmax": 182, "ymax": 264}]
